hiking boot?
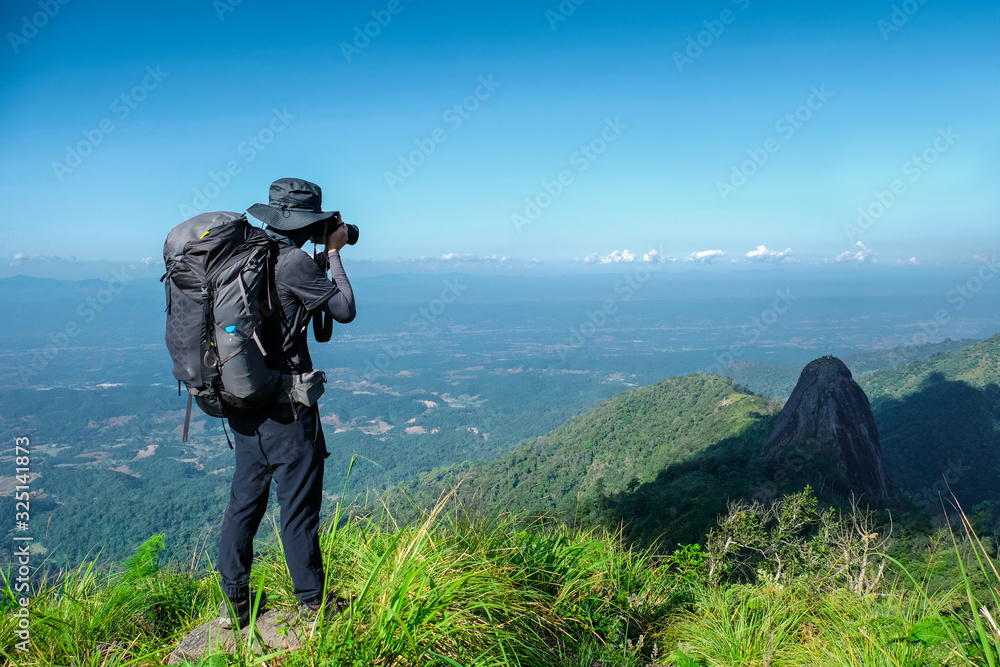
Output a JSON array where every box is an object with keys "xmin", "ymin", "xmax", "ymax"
[
  {"xmin": 298, "ymin": 595, "xmax": 351, "ymax": 623},
  {"xmin": 219, "ymin": 590, "xmax": 268, "ymax": 629}
]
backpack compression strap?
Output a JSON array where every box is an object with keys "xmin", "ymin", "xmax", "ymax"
[{"xmin": 182, "ymin": 391, "xmax": 193, "ymax": 443}]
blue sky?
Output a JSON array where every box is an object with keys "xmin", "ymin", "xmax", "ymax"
[{"xmin": 0, "ymin": 0, "xmax": 997, "ymax": 275}]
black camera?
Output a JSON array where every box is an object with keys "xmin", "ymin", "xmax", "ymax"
[
  {"xmin": 309, "ymin": 211, "xmax": 358, "ymax": 344},
  {"xmin": 310, "ymin": 211, "xmax": 360, "ymax": 246}
]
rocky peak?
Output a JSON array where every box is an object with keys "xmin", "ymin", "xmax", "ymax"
[{"xmin": 762, "ymin": 356, "xmax": 900, "ymax": 506}]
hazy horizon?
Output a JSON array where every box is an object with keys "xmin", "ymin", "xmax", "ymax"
[{"xmin": 4, "ymin": 252, "xmax": 1000, "ymax": 281}]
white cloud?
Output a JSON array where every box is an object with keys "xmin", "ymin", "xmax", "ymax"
[
  {"xmin": 600, "ymin": 249, "xmax": 636, "ymax": 264},
  {"xmin": 684, "ymin": 249, "xmax": 726, "ymax": 263},
  {"xmin": 834, "ymin": 242, "xmax": 876, "ymax": 264},
  {"xmin": 745, "ymin": 245, "xmax": 794, "ymax": 263},
  {"xmin": 10, "ymin": 253, "xmax": 76, "ymax": 266},
  {"xmin": 439, "ymin": 253, "xmax": 509, "ymax": 264},
  {"xmin": 640, "ymin": 249, "xmax": 676, "ymax": 263},
  {"xmin": 580, "ymin": 248, "xmax": 674, "ymax": 264},
  {"xmin": 397, "ymin": 253, "xmax": 519, "ymax": 270},
  {"xmin": 896, "ymin": 256, "xmax": 920, "ymax": 266}
]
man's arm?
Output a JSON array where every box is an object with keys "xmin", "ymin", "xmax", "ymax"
[
  {"xmin": 322, "ymin": 249, "xmax": 355, "ymax": 323},
  {"xmin": 283, "ymin": 242, "xmax": 355, "ymax": 324}
]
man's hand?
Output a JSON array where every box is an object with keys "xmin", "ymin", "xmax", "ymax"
[{"xmin": 326, "ymin": 222, "xmax": 348, "ymax": 252}]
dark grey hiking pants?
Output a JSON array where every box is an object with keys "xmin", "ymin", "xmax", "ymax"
[{"xmin": 219, "ymin": 402, "xmax": 328, "ymax": 605}]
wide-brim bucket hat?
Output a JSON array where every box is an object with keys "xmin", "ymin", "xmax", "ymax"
[{"xmin": 247, "ymin": 178, "xmax": 336, "ymax": 230}]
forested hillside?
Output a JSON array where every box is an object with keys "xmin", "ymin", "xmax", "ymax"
[
  {"xmin": 394, "ymin": 374, "xmax": 784, "ymax": 544},
  {"xmin": 859, "ymin": 334, "xmax": 1000, "ymax": 517}
]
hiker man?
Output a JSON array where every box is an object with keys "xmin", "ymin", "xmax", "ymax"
[{"xmin": 218, "ymin": 177, "xmax": 356, "ymax": 628}]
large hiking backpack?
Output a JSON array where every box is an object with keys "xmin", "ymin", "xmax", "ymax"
[{"xmin": 162, "ymin": 211, "xmax": 281, "ymax": 441}]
